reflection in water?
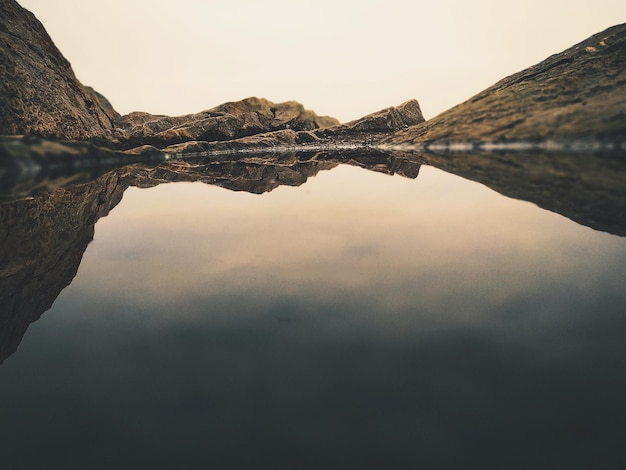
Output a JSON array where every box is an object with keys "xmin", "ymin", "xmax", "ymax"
[
  {"xmin": 406, "ymin": 147, "xmax": 626, "ymax": 236},
  {"xmin": 1, "ymin": 149, "xmax": 626, "ymax": 468}
]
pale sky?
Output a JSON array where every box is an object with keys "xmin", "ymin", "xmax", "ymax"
[{"xmin": 19, "ymin": 0, "xmax": 626, "ymax": 122}]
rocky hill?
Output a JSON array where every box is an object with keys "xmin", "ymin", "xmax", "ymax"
[
  {"xmin": 3, "ymin": 0, "xmax": 623, "ymax": 153},
  {"xmin": 384, "ymin": 23, "xmax": 626, "ymax": 145}
]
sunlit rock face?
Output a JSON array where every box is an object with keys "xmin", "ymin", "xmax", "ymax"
[
  {"xmin": 0, "ymin": 1, "xmax": 340, "ymax": 149},
  {"xmin": 4, "ymin": 0, "xmax": 623, "ymax": 155},
  {"xmin": 0, "ymin": 0, "xmax": 119, "ymax": 140},
  {"xmin": 385, "ymin": 23, "xmax": 626, "ymax": 145},
  {"xmin": 157, "ymin": 99, "xmax": 426, "ymax": 155},
  {"xmin": 113, "ymin": 97, "xmax": 340, "ymax": 149},
  {"xmin": 0, "ymin": 0, "xmax": 425, "ymax": 154},
  {"xmin": 341, "ymin": 99, "xmax": 425, "ymax": 132}
]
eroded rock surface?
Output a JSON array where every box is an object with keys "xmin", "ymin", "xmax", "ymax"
[
  {"xmin": 0, "ymin": 1, "xmax": 341, "ymax": 150},
  {"xmin": 385, "ymin": 23, "xmax": 626, "ymax": 145},
  {"xmin": 113, "ymin": 97, "xmax": 339, "ymax": 149},
  {"xmin": 0, "ymin": 0, "xmax": 119, "ymax": 140},
  {"xmin": 156, "ymin": 99, "xmax": 425, "ymax": 155},
  {"xmin": 5, "ymin": 0, "xmax": 623, "ymax": 155},
  {"xmin": 341, "ymin": 99, "xmax": 424, "ymax": 132}
]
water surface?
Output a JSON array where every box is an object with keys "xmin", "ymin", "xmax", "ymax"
[{"xmin": 1, "ymin": 152, "xmax": 625, "ymax": 469}]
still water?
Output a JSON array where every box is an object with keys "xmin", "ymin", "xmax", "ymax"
[{"xmin": 1, "ymin": 151, "xmax": 626, "ymax": 469}]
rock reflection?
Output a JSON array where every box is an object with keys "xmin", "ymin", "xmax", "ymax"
[
  {"xmin": 1, "ymin": 145, "xmax": 625, "ymax": 363},
  {"xmin": 0, "ymin": 150, "xmax": 420, "ymax": 363},
  {"xmin": 392, "ymin": 147, "xmax": 626, "ymax": 237},
  {"xmin": 0, "ymin": 172, "xmax": 125, "ymax": 363}
]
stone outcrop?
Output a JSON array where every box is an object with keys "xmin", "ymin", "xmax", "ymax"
[
  {"xmin": 5, "ymin": 0, "xmax": 622, "ymax": 154},
  {"xmin": 0, "ymin": 1, "xmax": 340, "ymax": 149},
  {"xmin": 385, "ymin": 23, "xmax": 626, "ymax": 145},
  {"xmin": 113, "ymin": 97, "xmax": 339, "ymax": 149},
  {"xmin": 0, "ymin": 0, "xmax": 421, "ymax": 154},
  {"xmin": 152, "ymin": 99, "xmax": 425, "ymax": 156},
  {"xmin": 341, "ymin": 99, "xmax": 424, "ymax": 132},
  {"xmin": 0, "ymin": 0, "xmax": 119, "ymax": 140},
  {"xmin": 114, "ymin": 98, "xmax": 426, "ymax": 155}
]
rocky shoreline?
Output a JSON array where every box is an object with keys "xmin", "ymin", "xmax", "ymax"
[{"xmin": 2, "ymin": 0, "xmax": 625, "ymax": 159}]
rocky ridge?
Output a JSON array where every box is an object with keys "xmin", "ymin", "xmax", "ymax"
[
  {"xmin": 3, "ymin": 0, "xmax": 624, "ymax": 156},
  {"xmin": 383, "ymin": 23, "xmax": 626, "ymax": 146},
  {"xmin": 114, "ymin": 97, "xmax": 340, "ymax": 150}
]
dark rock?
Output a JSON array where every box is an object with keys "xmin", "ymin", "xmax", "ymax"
[
  {"xmin": 0, "ymin": 171, "xmax": 127, "ymax": 364},
  {"xmin": 385, "ymin": 23, "xmax": 626, "ymax": 145},
  {"xmin": 119, "ymin": 157, "xmax": 340, "ymax": 195},
  {"xmin": 0, "ymin": 136, "xmax": 166, "ymax": 202},
  {"xmin": 389, "ymin": 147, "xmax": 626, "ymax": 237},
  {"xmin": 0, "ymin": 0, "xmax": 119, "ymax": 140}
]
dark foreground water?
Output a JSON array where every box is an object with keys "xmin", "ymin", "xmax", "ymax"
[{"xmin": 1, "ymin": 149, "xmax": 626, "ymax": 469}]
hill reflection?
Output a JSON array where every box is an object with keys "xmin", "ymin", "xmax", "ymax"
[{"xmin": 1, "ymin": 147, "xmax": 625, "ymax": 364}]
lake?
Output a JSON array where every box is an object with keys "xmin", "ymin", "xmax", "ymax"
[{"xmin": 1, "ymin": 148, "xmax": 625, "ymax": 469}]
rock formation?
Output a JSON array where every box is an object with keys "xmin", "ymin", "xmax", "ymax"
[
  {"xmin": 384, "ymin": 23, "xmax": 626, "ymax": 145},
  {"xmin": 4, "ymin": 0, "xmax": 623, "ymax": 154},
  {"xmin": 156, "ymin": 99, "xmax": 425, "ymax": 156},
  {"xmin": 113, "ymin": 97, "xmax": 339, "ymax": 150},
  {"xmin": 0, "ymin": 0, "xmax": 119, "ymax": 140},
  {"xmin": 0, "ymin": 0, "xmax": 341, "ymax": 149},
  {"xmin": 2, "ymin": 0, "xmax": 626, "ymax": 365}
]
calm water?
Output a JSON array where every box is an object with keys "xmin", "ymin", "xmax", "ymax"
[{"xmin": 1, "ymin": 151, "xmax": 626, "ymax": 469}]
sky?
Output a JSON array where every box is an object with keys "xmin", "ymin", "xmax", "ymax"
[{"xmin": 18, "ymin": 0, "xmax": 626, "ymax": 122}]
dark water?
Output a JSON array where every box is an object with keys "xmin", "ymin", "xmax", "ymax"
[{"xmin": 1, "ymin": 149, "xmax": 626, "ymax": 469}]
